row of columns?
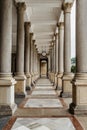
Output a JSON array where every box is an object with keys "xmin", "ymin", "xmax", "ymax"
[
  {"xmin": 0, "ymin": 0, "xmax": 87, "ymax": 116},
  {"xmin": 0, "ymin": 1, "xmax": 40, "ymax": 116},
  {"xmin": 49, "ymin": 1, "xmax": 87, "ymax": 114}
]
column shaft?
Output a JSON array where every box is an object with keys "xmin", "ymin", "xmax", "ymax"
[
  {"xmin": 59, "ymin": 23, "xmax": 64, "ymax": 73},
  {"xmin": 0, "ymin": 0, "xmax": 12, "ymax": 74},
  {"xmin": 55, "ymin": 33, "xmax": 59, "ymax": 73},
  {"xmin": 24, "ymin": 22, "xmax": 30, "ymax": 74},
  {"xmin": 16, "ymin": 3, "xmax": 26, "ymax": 74},
  {"xmin": 64, "ymin": 4, "xmax": 71, "ymax": 73}
]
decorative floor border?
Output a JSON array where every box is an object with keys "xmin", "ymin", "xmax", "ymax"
[
  {"xmin": 3, "ymin": 116, "xmax": 84, "ymax": 130},
  {"xmin": 18, "ymin": 97, "xmax": 67, "ymax": 109}
]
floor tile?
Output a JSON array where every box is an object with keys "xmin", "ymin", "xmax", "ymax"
[
  {"xmin": 32, "ymin": 90, "xmax": 56, "ymax": 95},
  {"xmin": 24, "ymin": 99, "xmax": 63, "ymax": 108}
]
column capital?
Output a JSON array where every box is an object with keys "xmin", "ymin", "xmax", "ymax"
[
  {"xmin": 63, "ymin": 3, "xmax": 72, "ymax": 13},
  {"xmin": 16, "ymin": 2, "xmax": 26, "ymax": 12}
]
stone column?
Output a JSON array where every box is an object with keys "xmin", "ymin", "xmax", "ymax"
[
  {"xmin": 58, "ymin": 22, "xmax": 64, "ymax": 90},
  {"xmin": 37, "ymin": 54, "xmax": 40, "ymax": 77},
  {"xmin": 14, "ymin": 2, "xmax": 26, "ymax": 97},
  {"xmin": 51, "ymin": 46, "xmax": 54, "ymax": 83},
  {"xmin": 35, "ymin": 46, "xmax": 39, "ymax": 81},
  {"xmin": 55, "ymin": 32, "xmax": 59, "ymax": 88},
  {"xmin": 32, "ymin": 40, "xmax": 35, "ymax": 83},
  {"xmin": 69, "ymin": 0, "xmax": 87, "ymax": 114},
  {"xmin": 33, "ymin": 43, "xmax": 36, "ymax": 82},
  {"xmin": 48, "ymin": 48, "xmax": 51, "ymax": 80},
  {"xmin": 53, "ymin": 41, "xmax": 56, "ymax": 74},
  {"xmin": 34, "ymin": 47, "xmax": 37, "ymax": 80},
  {"xmin": 30, "ymin": 33, "xmax": 35, "ymax": 86},
  {"xmin": 48, "ymin": 55, "xmax": 50, "ymax": 72},
  {"xmin": 30, "ymin": 33, "xmax": 33, "ymax": 76},
  {"xmin": 61, "ymin": 3, "xmax": 74, "ymax": 97},
  {"xmin": 0, "ymin": 0, "xmax": 17, "ymax": 116},
  {"xmin": 24, "ymin": 22, "xmax": 31, "ymax": 90}
]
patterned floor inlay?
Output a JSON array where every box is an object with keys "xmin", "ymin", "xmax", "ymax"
[
  {"xmin": 24, "ymin": 99, "xmax": 63, "ymax": 108},
  {"xmin": 3, "ymin": 117, "xmax": 83, "ymax": 130},
  {"xmin": 35, "ymin": 88, "xmax": 54, "ymax": 90},
  {"xmin": 32, "ymin": 90, "xmax": 56, "ymax": 95}
]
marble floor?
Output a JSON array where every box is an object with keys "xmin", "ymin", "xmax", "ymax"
[
  {"xmin": 35, "ymin": 87, "xmax": 54, "ymax": 90},
  {"xmin": 3, "ymin": 117, "xmax": 83, "ymax": 130},
  {"xmin": 2, "ymin": 78, "xmax": 84, "ymax": 130},
  {"xmin": 24, "ymin": 99, "xmax": 63, "ymax": 108},
  {"xmin": 32, "ymin": 90, "xmax": 56, "ymax": 95}
]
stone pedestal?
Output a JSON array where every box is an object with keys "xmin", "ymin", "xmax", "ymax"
[
  {"xmin": 69, "ymin": 74, "xmax": 87, "ymax": 114},
  {"xmin": 15, "ymin": 74, "xmax": 26, "ymax": 97},
  {"xmin": 61, "ymin": 73, "xmax": 74, "ymax": 97},
  {"xmin": 26, "ymin": 73, "xmax": 32, "ymax": 90},
  {"xmin": 54, "ymin": 73, "xmax": 58, "ymax": 88},
  {"xmin": 57, "ymin": 73, "xmax": 63, "ymax": 90},
  {"xmin": 31, "ymin": 73, "xmax": 35, "ymax": 87},
  {"xmin": 0, "ymin": 76, "xmax": 17, "ymax": 116}
]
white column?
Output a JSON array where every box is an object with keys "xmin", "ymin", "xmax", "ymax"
[
  {"xmin": 52, "ymin": 46, "xmax": 54, "ymax": 83},
  {"xmin": 61, "ymin": 3, "xmax": 74, "ymax": 97},
  {"xmin": 24, "ymin": 22, "xmax": 31, "ymax": 90},
  {"xmin": 30, "ymin": 33, "xmax": 33, "ymax": 75},
  {"xmin": 55, "ymin": 33, "xmax": 59, "ymax": 74},
  {"xmin": 58, "ymin": 22, "xmax": 64, "ymax": 90},
  {"xmin": 15, "ymin": 2, "xmax": 26, "ymax": 97},
  {"xmin": 0, "ymin": 0, "xmax": 17, "ymax": 116},
  {"xmin": 58, "ymin": 22, "xmax": 64, "ymax": 74},
  {"xmin": 55, "ymin": 32, "xmax": 59, "ymax": 88},
  {"xmin": 69, "ymin": 0, "xmax": 87, "ymax": 114}
]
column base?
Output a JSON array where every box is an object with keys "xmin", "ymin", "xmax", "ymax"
[
  {"xmin": 0, "ymin": 75, "xmax": 17, "ymax": 116},
  {"xmin": 14, "ymin": 75, "xmax": 27, "ymax": 97},
  {"xmin": 0, "ymin": 103, "xmax": 17, "ymax": 117},
  {"xmin": 60, "ymin": 91, "xmax": 72, "ymax": 98},
  {"xmin": 54, "ymin": 73, "xmax": 57, "ymax": 85},
  {"xmin": 61, "ymin": 73, "xmax": 74, "ymax": 98},
  {"xmin": 69, "ymin": 73, "xmax": 87, "ymax": 115},
  {"xmin": 31, "ymin": 73, "xmax": 35, "ymax": 87},
  {"xmin": 57, "ymin": 73, "xmax": 63, "ymax": 90},
  {"xmin": 69, "ymin": 103, "xmax": 87, "ymax": 115},
  {"xmin": 26, "ymin": 73, "xmax": 32, "ymax": 90}
]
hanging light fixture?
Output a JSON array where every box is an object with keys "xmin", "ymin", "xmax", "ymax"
[{"xmin": 42, "ymin": 51, "xmax": 46, "ymax": 56}]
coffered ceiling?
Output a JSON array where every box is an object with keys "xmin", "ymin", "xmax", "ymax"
[{"xmin": 13, "ymin": 0, "xmax": 74, "ymax": 54}]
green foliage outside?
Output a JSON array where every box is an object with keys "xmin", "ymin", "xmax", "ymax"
[
  {"xmin": 71, "ymin": 57, "xmax": 76, "ymax": 73},
  {"xmin": 71, "ymin": 65, "xmax": 76, "ymax": 73}
]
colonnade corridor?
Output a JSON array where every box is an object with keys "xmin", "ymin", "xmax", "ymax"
[
  {"xmin": 1, "ymin": 78, "xmax": 83, "ymax": 130},
  {"xmin": 1, "ymin": 0, "xmax": 87, "ymax": 130}
]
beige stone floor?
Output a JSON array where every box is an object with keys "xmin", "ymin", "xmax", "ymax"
[{"xmin": 3, "ymin": 78, "xmax": 87, "ymax": 130}]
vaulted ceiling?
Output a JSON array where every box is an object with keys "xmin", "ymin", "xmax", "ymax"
[{"xmin": 13, "ymin": 0, "xmax": 73, "ymax": 54}]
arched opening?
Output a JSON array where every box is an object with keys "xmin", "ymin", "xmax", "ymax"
[{"xmin": 40, "ymin": 58, "xmax": 48, "ymax": 78}]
